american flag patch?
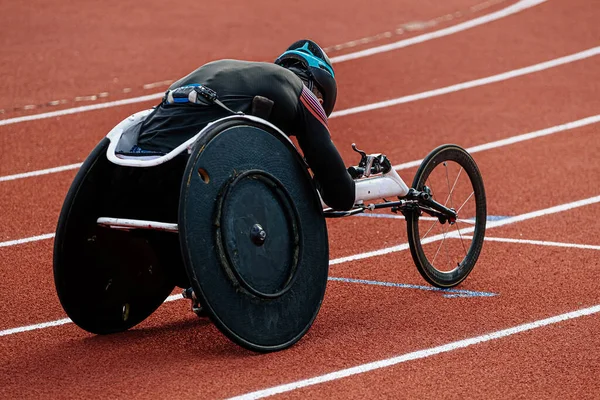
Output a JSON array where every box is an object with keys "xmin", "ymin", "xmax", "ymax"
[{"xmin": 300, "ymin": 85, "xmax": 328, "ymax": 127}]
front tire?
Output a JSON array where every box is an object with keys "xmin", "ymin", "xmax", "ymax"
[{"xmin": 406, "ymin": 144, "xmax": 486, "ymax": 288}]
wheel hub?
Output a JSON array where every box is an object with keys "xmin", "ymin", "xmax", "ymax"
[{"xmin": 250, "ymin": 223, "xmax": 266, "ymax": 246}]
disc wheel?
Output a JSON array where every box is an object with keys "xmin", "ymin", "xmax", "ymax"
[
  {"xmin": 179, "ymin": 117, "xmax": 329, "ymax": 352},
  {"xmin": 406, "ymin": 144, "xmax": 486, "ymax": 288},
  {"xmin": 53, "ymin": 139, "xmax": 177, "ymax": 334}
]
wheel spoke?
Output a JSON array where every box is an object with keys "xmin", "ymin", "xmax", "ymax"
[
  {"xmin": 453, "ymin": 221, "xmax": 469, "ymax": 257},
  {"xmin": 420, "ymin": 177, "xmax": 439, "ymax": 241},
  {"xmin": 443, "ymin": 165, "xmax": 463, "ymax": 208},
  {"xmin": 421, "ymin": 217, "xmax": 438, "ymax": 241},
  {"xmin": 431, "ymin": 222, "xmax": 450, "ymax": 267},
  {"xmin": 426, "ymin": 178, "xmax": 436, "ymax": 203},
  {"xmin": 443, "ymin": 165, "xmax": 450, "ymax": 206},
  {"xmin": 456, "ymin": 191, "xmax": 475, "ymax": 214}
]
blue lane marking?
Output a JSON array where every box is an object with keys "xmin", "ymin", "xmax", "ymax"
[
  {"xmin": 328, "ymin": 276, "xmax": 497, "ymax": 298},
  {"xmin": 485, "ymin": 215, "xmax": 511, "ymax": 221},
  {"xmin": 355, "ymin": 214, "xmax": 512, "ymax": 222}
]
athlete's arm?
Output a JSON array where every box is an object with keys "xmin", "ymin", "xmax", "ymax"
[{"xmin": 296, "ymin": 86, "xmax": 355, "ymax": 211}]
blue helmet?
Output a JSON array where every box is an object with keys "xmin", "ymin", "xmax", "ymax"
[{"xmin": 275, "ymin": 40, "xmax": 337, "ymax": 116}]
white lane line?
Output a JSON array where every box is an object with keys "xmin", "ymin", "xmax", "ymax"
[
  {"xmin": 393, "ymin": 114, "xmax": 600, "ymax": 170},
  {"xmin": 0, "ymin": 54, "xmax": 600, "ymax": 182},
  {"xmin": 333, "ymin": 46, "xmax": 600, "ymax": 118},
  {"xmin": 0, "ymin": 195, "xmax": 598, "ymax": 337},
  {"xmin": 357, "ymin": 214, "xmax": 482, "ymax": 223},
  {"xmin": 350, "ymin": 223, "xmax": 600, "ymax": 251},
  {"xmin": 227, "ymin": 304, "xmax": 600, "ymax": 400},
  {"xmin": 0, "ymin": 233, "xmax": 55, "ymax": 248},
  {"xmin": 0, "ymin": 163, "xmax": 83, "ymax": 183},
  {"xmin": 485, "ymin": 196, "xmax": 600, "ymax": 229},
  {"xmin": 0, "ymin": 293, "xmax": 183, "ymax": 337},
  {"xmin": 330, "ymin": 0, "xmax": 547, "ymax": 63},
  {"xmin": 0, "ymin": 318, "xmax": 72, "ymax": 337},
  {"xmin": 468, "ymin": 236, "xmax": 600, "ymax": 250},
  {"xmin": 0, "ymin": 93, "xmax": 164, "ymax": 127},
  {"xmin": 0, "ymin": 0, "xmax": 549, "ymax": 129},
  {"xmin": 2, "ymin": 191, "xmax": 600, "ymax": 261},
  {"xmin": 0, "ymin": 275, "xmax": 491, "ymax": 337},
  {"xmin": 323, "ymin": 0, "xmax": 510, "ymax": 53},
  {"xmin": 2, "ymin": 111, "xmax": 598, "ymax": 183},
  {"xmin": 2, "ymin": 0, "xmax": 510, "ymax": 117},
  {"xmin": 0, "ymin": 276, "xmax": 490, "ymax": 336},
  {"xmin": 329, "ymin": 195, "xmax": 600, "ymax": 265}
]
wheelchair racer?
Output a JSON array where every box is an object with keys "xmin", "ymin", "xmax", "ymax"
[
  {"xmin": 134, "ymin": 39, "xmax": 355, "ymax": 212},
  {"xmin": 126, "ymin": 40, "xmax": 359, "ymax": 316}
]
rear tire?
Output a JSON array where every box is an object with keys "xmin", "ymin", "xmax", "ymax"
[{"xmin": 53, "ymin": 139, "xmax": 177, "ymax": 334}]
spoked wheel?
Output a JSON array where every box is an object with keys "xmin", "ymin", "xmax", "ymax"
[{"xmin": 406, "ymin": 144, "xmax": 486, "ymax": 288}]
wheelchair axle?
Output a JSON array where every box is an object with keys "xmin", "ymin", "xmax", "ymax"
[{"xmin": 97, "ymin": 217, "xmax": 178, "ymax": 232}]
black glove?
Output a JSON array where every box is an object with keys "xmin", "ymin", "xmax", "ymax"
[{"xmin": 347, "ymin": 166, "xmax": 363, "ymax": 179}]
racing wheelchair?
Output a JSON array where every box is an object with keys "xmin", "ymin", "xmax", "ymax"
[{"xmin": 53, "ymin": 109, "xmax": 486, "ymax": 353}]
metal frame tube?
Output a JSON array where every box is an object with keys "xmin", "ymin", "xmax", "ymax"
[
  {"xmin": 353, "ymin": 167, "xmax": 410, "ymax": 203},
  {"xmin": 97, "ymin": 217, "xmax": 178, "ymax": 232}
]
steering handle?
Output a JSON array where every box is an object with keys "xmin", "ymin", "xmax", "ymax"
[{"xmin": 348, "ymin": 163, "xmax": 387, "ymax": 179}]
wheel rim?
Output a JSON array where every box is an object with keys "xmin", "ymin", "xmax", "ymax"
[
  {"xmin": 409, "ymin": 146, "xmax": 486, "ymax": 287},
  {"xmin": 417, "ymin": 160, "xmax": 479, "ymax": 273}
]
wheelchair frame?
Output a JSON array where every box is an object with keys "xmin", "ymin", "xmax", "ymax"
[{"xmin": 100, "ymin": 112, "xmax": 434, "ymax": 232}]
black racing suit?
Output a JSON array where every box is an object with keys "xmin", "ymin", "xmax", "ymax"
[{"xmin": 137, "ymin": 60, "xmax": 355, "ymax": 211}]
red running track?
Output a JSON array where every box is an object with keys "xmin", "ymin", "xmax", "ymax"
[{"xmin": 1, "ymin": 0, "xmax": 599, "ymax": 398}]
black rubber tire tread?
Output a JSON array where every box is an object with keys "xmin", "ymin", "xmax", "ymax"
[{"xmin": 406, "ymin": 144, "xmax": 486, "ymax": 288}]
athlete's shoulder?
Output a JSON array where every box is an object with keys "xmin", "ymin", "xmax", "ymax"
[
  {"xmin": 299, "ymin": 85, "xmax": 328, "ymax": 127},
  {"xmin": 225, "ymin": 60, "xmax": 304, "ymax": 97},
  {"xmin": 201, "ymin": 59, "xmax": 288, "ymax": 72}
]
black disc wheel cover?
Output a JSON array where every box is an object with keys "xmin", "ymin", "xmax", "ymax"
[
  {"xmin": 53, "ymin": 139, "xmax": 178, "ymax": 334},
  {"xmin": 216, "ymin": 170, "xmax": 301, "ymax": 299},
  {"xmin": 179, "ymin": 119, "xmax": 329, "ymax": 352}
]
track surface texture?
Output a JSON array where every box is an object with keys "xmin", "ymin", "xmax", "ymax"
[{"xmin": 1, "ymin": 0, "xmax": 599, "ymax": 398}]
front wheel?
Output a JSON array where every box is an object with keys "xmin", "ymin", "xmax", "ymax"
[{"xmin": 406, "ymin": 144, "xmax": 486, "ymax": 288}]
